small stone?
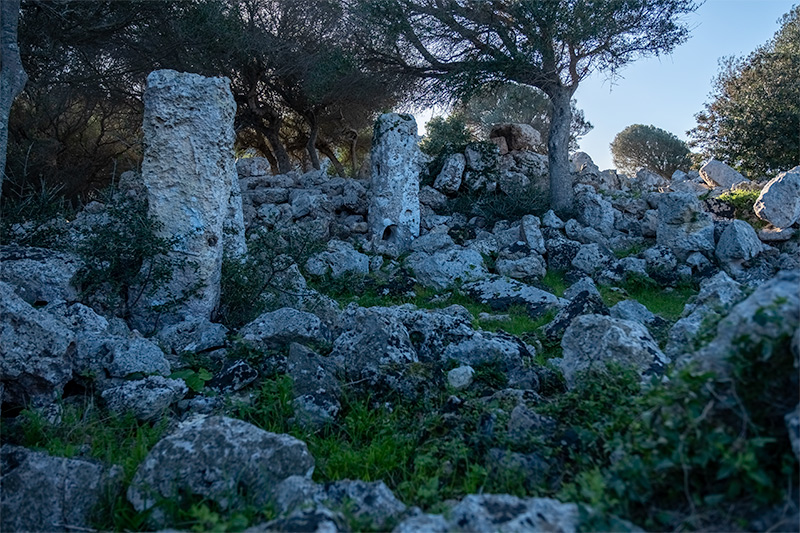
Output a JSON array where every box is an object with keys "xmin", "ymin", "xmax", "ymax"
[{"xmin": 447, "ymin": 366, "xmax": 475, "ymax": 390}]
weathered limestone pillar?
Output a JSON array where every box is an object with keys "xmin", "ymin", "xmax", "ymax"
[
  {"xmin": 131, "ymin": 70, "xmax": 244, "ymax": 330},
  {"xmin": 368, "ymin": 113, "xmax": 422, "ymax": 253}
]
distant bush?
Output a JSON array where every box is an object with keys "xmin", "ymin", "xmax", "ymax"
[{"xmin": 611, "ymin": 124, "xmax": 691, "ymax": 178}]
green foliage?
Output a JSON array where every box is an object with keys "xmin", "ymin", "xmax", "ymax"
[
  {"xmin": 72, "ymin": 188, "xmax": 181, "ymax": 321},
  {"xmin": 599, "ymin": 274, "xmax": 697, "ymax": 322},
  {"xmin": 610, "ymin": 123, "xmax": 691, "ymax": 178},
  {"xmin": 717, "ymin": 189, "xmax": 767, "ymax": 229},
  {"xmin": 689, "ymin": 7, "xmax": 800, "ymax": 177},
  {"xmin": 444, "ymin": 184, "xmax": 549, "ymax": 227},
  {"xmin": 456, "ymin": 82, "xmax": 592, "ymax": 152},
  {"xmin": 0, "ymin": 180, "xmax": 73, "ymax": 248},
  {"xmin": 170, "ymin": 368, "xmax": 213, "ymax": 393},
  {"xmin": 419, "ymin": 114, "xmax": 474, "ymax": 157},
  {"xmin": 219, "ymin": 227, "xmax": 324, "ymax": 329},
  {"xmin": 5, "ymin": 398, "xmax": 169, "ymax": 530}
]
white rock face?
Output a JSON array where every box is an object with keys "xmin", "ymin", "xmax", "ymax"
[
  {"xmin": 433, "ymin": 153, "xmax": 465, "ymax": 194},
  {"xmin": 754, "ymin": 166, "xmax": 800, "ymax": 228},
  {"xmin": 715, "ymin": 220, "xmax": 764, "ymax": 275},
  {"xmin": 368, "ymin": 113, "xmax": 422, "ymax": 250},
  {"xmin": 133, "ymin": 70, "xmax": 239, "ymax": 328},
  {"xmin": 699, "ymin": 158, "xmax": 749, "ymax": 189},
  {"xmin": 656, "ymin": 192, "xmax": 716, "ymax": 261}
]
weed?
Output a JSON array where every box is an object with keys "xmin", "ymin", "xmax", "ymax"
[
  {"xmin": 717, "ymin": 190, "xmax": 768, "ymax": 229},
  {"xmin": 598, "ymin": 273, "xmax": 698, "ymax": 322},
  {"xmin": 539, "ymin": 269, "xmax": 569, "ymax": 297},
  {"xmin": 0, "ymin": 179, "xmax": 73, "ymax": 248}
]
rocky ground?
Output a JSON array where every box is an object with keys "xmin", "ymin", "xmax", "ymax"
[{"xmin": 2, "ymin": 100, "xmax": 799, "ymax": 532}]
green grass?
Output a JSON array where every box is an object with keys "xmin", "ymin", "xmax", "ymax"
[
  {"xmin": 539, "ymin": 269, "xmax": 568, "ymax": 297},
  {"xmin": 717, "ymin": 190, "xmax": 768, "ymax": 230},
  {"xmin": 599, "ymin": 274, "xmax": 698, "ymax": 322}
]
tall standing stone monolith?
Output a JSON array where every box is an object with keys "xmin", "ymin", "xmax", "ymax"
[
  {"xmin": 130, "ymin": 70, "xmax": 244, "ymax": 331},
  {"xmin": 368, "ymin": 113, "xmax": 422, "ymax": 254}
]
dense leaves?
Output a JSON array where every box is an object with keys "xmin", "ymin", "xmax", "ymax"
[
  {"xmin": 610, "ymin": 124, "xmax": 690, "ymax": 178},
  {"xmin": 689, "ymin": 7, "xmax": 800, "ymax": 178}
]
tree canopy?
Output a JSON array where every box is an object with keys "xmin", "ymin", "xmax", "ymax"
[
  {"xmin": 456, "ymin": 82, "xmax": 592, "ymax": 152},
  {"xmin": 689, "ymin": 6, "xmax": 800, "ymax": 178},
  {"xmin": 354, "ymin": 0, "xmax": 698, "ymax": 215},
  {"xmin": 611, "ymin": 124, "xmax": 690, "ymax": 178}
]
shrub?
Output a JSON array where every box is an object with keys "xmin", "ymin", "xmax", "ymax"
[
  {"xmin": 72, "ymin": 188, "xmax": 179, "ymax": 321},
  {"xmin": 0, "ymin": 179, "xmax": 73, "ymax": 248},
  {"xmin": 611, "ymin": 124, "xmax": 691, "ymax": 178},
  {"xmin": 218, "ymin": 227, "xmax": 324, "ymax": 329}
]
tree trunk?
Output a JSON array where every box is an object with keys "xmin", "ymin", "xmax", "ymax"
[
  {"xmin": 0, "ymin": 0, "xmax": 27, "ymax": 201},
  {"xmin": 546, "ymin": 87, "xmax": 574, "ymax": 218},
  {"xmin": 260, "ymin": 123, "xmax": 292, "ymax": 174},
  {"xmin": 349, "ymin": 129, "xmax": 359, "ymax": 177},
  {"xmin": 306, "ymin": 113, "xmax": 321, "ymax": 170},
  {"xmin": 318, "ymin": 141, "xmax": 346, "ymax": 178}
]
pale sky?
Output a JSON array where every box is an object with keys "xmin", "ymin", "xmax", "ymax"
[{"xmin": 419, "ymin": 0, "xmax": 796, "ymax": 171}]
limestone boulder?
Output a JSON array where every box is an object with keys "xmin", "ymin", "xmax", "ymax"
[
  {"xmin": 754, "ymin": 166, "xmax": 800, "ymax": 228},
  {"xmin": 329, "ymin": 308, "xmax": 417, "ymax": 384},
  {"xmin": 464, "ymin": 276, "xmax": 563, "ymax": 317},
  {"xmin": 156, "ymin": 317, "xmax": 228, "ymax": 355},
  {"xmin": 1, "ymin": 445, "xmax": 122, "ymax": 533},
  {"xmin": 657, "ymin": 192, "xmax": 716, "ymax": 260},
  {"xmin": 132, "ymin": 70, "xmax": 239, "ymax": 329},
  {"xmin": 0, "ymin": 245, "xmax": 82, "ymax": 306},
  {"xmin": 0, "ymin": 282, "xmax": 75, "ymax": 407},
  {"xmin": 558, "ymin": 314, "xmax": 669, "ymax": 389},
  {"xmin": 700, "ymin": 158, "xmax": 749, "ymax": 189},
  {"xmin": 240, "ymin": 307, "xmax": 330, "ymax": 349},
  {"xmin": 368, "ymin": 113, "xmax": 422, "ymax": 250},
  {"xmin": 305, "ymin": 240, "xmax": 369, "ymax": 279},
  {"xmin": 128, "ymin": 416, "xmax": 314, "ymax": 524},
  {"xmin": 101, "ymin": 376, "xmax": 188, "ymax": 421},
  {"xmin": 406, "ymin": 247, "xmax": 488, "ymax": 290},
  {"xmin": 490, "ymin": 123, "xmax": 542, "ymax": 152},
  {"xmin": 575, "ymin": 187, "xmax": 617, "ymax": 237},
  {"xmin": 691, "ymin": 270, "xmax": 799, "ymax": 376},
  {"xmin": 433, "ymin": 153, "xmax": 465, "ymax": 194},
  {"xmin": 287, "ymin": 343, "xmax": 341, "ymax": 427},
  {"xmin": 715, "ymin": 220, "xmax": 764, "ymax": 275}
]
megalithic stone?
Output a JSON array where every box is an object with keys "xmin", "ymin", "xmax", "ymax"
[
  {"xmin": 368, "ymin": 113, "xmax": 422, "ymax": 254},
  {"xmin": 130, "ymin": 70, "xmax": 244, "ymax": 332}
]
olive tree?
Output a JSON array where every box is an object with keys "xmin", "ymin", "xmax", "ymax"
[
  {"xmin": 611, "ymin": 124, "xmax": 690, "ymax": 178},
  {"xmin": 353, "ymin": 0, "xmax": 698, "ymax": 216}
]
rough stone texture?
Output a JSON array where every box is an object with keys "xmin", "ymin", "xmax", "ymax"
[
  {"xmin": 545, "ymin": 236, "xmax": 582, "ymax": 271},
  {"xmin": 287, "ymin": 343, "xmax": 341, "ymax": 427},
  {"xmin": 0, "ymin": 245, "xmax": 82, "ymax": 305},
  {"xmin": 448, "ymin": 365, "xmax": 475, "ymax": 390},
  {"xmin": 248, "ymin": 506, "xmax": 348, "ymax": 533},
  {"xmin": 368, "ymin": 113, "xmax": 422, "ymax": 250},
  {"xmin": 657, "ymin": 192, "xmax": 716, "ymax": 260},
  {"xmin": 1, "ymin": 445, "xmax": 122, "ymax": 533},
  {"xmin": 575, "ymin": 187, "xmax": 616, "ymax": 237},
  {"xmin": 434, "ymin": 153, "xmax": 465, "ymax": 194},
  {"xmin": 76, "ymin": 334, "xmax": 171, "ymax": 382},
  {"xmin": 464, "ymin": 142, "xmax": 500, "ymax": 173},
  {"xmin": 464, "ymin": 276, "xmax": 563, "ymax": 317},
  {"xmin": 542, "ymin": 209, "xmax": 565, "ymax": 229},
  {"xmin": 543, "ymin": 291, "xmax": 609, "ymax": 341},
  {"xmin": 754, "ymin": 166, "xmax": 800, "ymax": 228},
  {"xmin": 507, "ymin": 404, "xmax": 557, "ymax": 446},
  {"xmin": 208, "ymin": 359, "xmax": 259, "ymax": 392},
  {"xmin": 715, "ymin": 219, "xmax": 764, "ymax": 274},
  {"xmin": 563, "ymin": 276, "xmax": 601, "ymax": 301},
  {"xmin": 128, "ymin": 416, "xmax": 314, "ymax": 523},
  {"xmin": 325, "ymin": 480, "xmax": 408, "ymax": 530},
  {"xmin": 665, "ymin": 271, "xmax": 745, "ymax": 358},
  {"xmin": 490, "ymin": 123, "xmax": 542, "ymax": 152},
  {"xmin": 305, "ymin": 240, "xmax": 369, "ymax": 278},
  {"xmin": 406, "ymin": 248, "xmax": 488, "ymax": 290},
  {"xmin": 447, "ymin": 494, "xmax": 581, "ymax": 533},
  {"xmin": 330, "ymin": 308, "xmax": 418, "ymax": 384},
  {"xmin": 496, "ymin": 253, "xmax": 546, "ymax": 280},
  {"xmin": 156, "ymin": 317, "xmax": 228, "ymax": 355},
  {"xmin": 240, "ymin": 307, "xmax": 330, "ymax": 348},
  {"xmin": 0, "ymin": 281, "xmax": 75, "ymax": 407},
  {"xmin": 692, "ymin": 270, "xmax": 799, "ymax": 376},
  {"xmin": 559, "ymin": 314, "xmax": 669, "ymax": 389},
  {"xmin": 224, "ymin": 164, "xmax": 247, "ymax": 258},
  {"xmin": 393, "ymin": 511, "xmax": 451, "ymax": 533},
  {"xmin": 410, "ymin": 231, "xmax": 455, "ymax": 254},
  {"xmin": 132, "ymin": 70, "xmax": 239, "ymax": 329},
  {"xmin": 101, "ymin": 376, "xmax": 188, "ymax": 421},
  {"xmin": 631, "ymin": 168, "xmax": 670, "ymax": 192},
  {"xmin": 572, "ymin": 243, "xmax": 615, "ymax": 274},
  {"xmin": 699, "ymin": 158, "xmax": 749, "ymax": 189}
]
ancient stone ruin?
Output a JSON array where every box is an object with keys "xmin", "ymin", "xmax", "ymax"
[
  {"xmin": 368, "ymin": 113, "xmax": 422, "ymax": 253},
  {"xmin": 130, "ymin": 69, "xmax": 245, "ymax": 331}
]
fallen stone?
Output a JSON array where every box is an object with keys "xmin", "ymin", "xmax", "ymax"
[
  {"xmin": 240, "ymin": 307, "xmax": 330, "ymax": 349},
  {"xmin": 0, "ymin": 245, "xmax": 82, "ymax": 306},
  {"xmin": 101, "ymin": 376, "xmax": 188, "ymax": 421},
  {"xmin": 754, "ymin": 166, "xmax": 800, "ymax": 228},
  {"xmin": 406, "ymin": 248, "xmax": 488, "ymax": 290},
  {"xmin": 700, "ymin": 158, "xmax": 749, "ymax": 189}
]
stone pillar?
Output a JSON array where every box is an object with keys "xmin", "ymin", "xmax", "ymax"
[
  {"xmin": 131, "ymin": 70, "xmax": 241, "ymax": 330},
  {"xmin": 368, "ymin": 113, "xmax": 421, "ymax": 253}
]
